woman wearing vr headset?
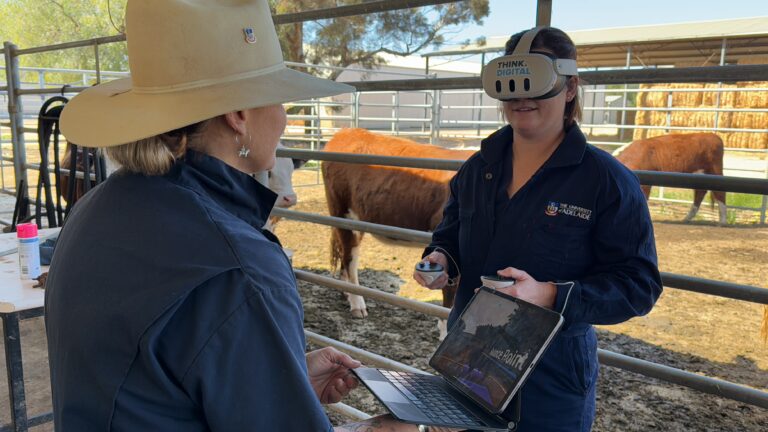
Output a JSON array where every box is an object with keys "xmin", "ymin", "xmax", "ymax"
[{"xmin": 415, "ymin": 27, "xmax": 661, "ymax": 431}]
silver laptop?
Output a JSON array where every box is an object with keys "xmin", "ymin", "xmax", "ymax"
[{"xmin": 353, "ymin": 287, "xmax": 564, "ymax": 431}]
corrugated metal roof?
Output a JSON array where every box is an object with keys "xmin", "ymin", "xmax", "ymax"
[
  {"xmin": 571, "ymin": 16, "xmax": 768, "ymax": 45},
  {"xmin": 424, "ymin": 16, "xmax": 768, "ymax": 68}
]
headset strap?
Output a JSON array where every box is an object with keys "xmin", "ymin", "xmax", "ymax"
[
  {"xmin": 511, "ymin": 26, "xmax": 544, "ymax": 56},
  {"xmin": 513, "ymin": 27, "xmax": 579, "ymax": 77}
]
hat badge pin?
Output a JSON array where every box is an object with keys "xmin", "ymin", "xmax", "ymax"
[{"xmin": 243, "ymin": 27, "xmax": 257, "ymax": 44}]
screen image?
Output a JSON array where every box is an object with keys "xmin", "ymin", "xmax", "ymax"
[{"xmin": 430, "ymin": 288, "xmax": 562, "ymax": 413}]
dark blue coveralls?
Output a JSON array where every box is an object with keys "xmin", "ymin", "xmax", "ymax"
[
  {"xmin": 45, "ymin": 151, "xmax": 333, "ymax": 431},
  {"xmin": 426, "ymin": 125, "xmax": 662, "ymax": 431}
]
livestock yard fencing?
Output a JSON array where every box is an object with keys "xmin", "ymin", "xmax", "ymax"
[
  {"xmin": 2, "ymin": 0, "xmax": 768, "ymax": 426},
  {"xmin": 3, "ymin": 66, "xmax": 768, "ymax": 220},
  {"xmin": 296, "ymin": 270, "xmax": 768, "ymax": 409}
]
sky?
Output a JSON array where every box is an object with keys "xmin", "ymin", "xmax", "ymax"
[{"xmin": 447, "ymin": 0, "xmax": 768, "ymax": 44}]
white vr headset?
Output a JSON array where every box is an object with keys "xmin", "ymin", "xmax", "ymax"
[{"xmin": 482, "ymin": 27, "xmax": 578, "ymax": 100}]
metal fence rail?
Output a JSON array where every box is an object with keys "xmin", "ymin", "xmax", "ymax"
[
  {"xmin": 350, "ymin": 65, "xmax": 768, "ymax": 92},
  {"xmin": 276, "ymin": 148, "xmax": 768, "ymax": 196},
  {"xmin": 296, "ymin": 269, "xmax": 450, "ymax": 318},
  {"xmin": 598, "ymin": 350, "xmax": 768, "ymax": 409},
  {"xmin": 298, "ymin": 271, "xmax": 768, "ymax": 409},
  {"xmin": 6, "ymin": 66, "xmax": 766, "ymax": 214},
  {"xmin": 273, "ymin": 0, "xmax": 462, "ymax": 24},
  {"xmin": 278, "ymin": 208, "xmax": 768, "ymax": 306},
  {"xmin": 326, "ymin": 402, "xmax": 371, "ymax": 422},
  {"xmin": 12, "ymin": 0, "xmax": 463, "ymax": 55},
  {"xmin": 306, "ymin": 330, "xmax": 423, "ymax": 374}
]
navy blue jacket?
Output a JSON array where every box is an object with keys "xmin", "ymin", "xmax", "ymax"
[
  {"xmin": 45, "ymin": 151, "xmax": 332, "ymax": 431},
  {"xmin": 426, "ymin": 125, "xmax": 661, "ymax": 430},
  {"xmin": 429, "ymin": 125, "xmax": 661, "ymax": 329}
]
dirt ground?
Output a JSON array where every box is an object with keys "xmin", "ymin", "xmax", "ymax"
[
  {"xmin": 280, "ymin": 172, "xmax": 768, "ymax": 431},
  {"xmin": 0, "ymin": 171, "xmax": 765, "ymax": 431}
]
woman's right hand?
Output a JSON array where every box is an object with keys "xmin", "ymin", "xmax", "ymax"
[{"xmin": 413, "ymin": 251, "xmax": 449, "ymax": 290}]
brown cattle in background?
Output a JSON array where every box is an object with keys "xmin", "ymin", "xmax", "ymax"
[
  {"xmin": 614, "ymin": 133, "xmax": 727, "ymax": 224},
  {"xmin": 322, "ymin": 128, "xmax": 474, "ymax": 334}
]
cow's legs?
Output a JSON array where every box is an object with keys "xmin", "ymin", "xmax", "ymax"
[
  {"xmin": 345, "ymin": 245, "xmax": 367, "ymax": 318},
  {"xmin": 335, "ymin": 220, "xmax": 368, "ymax": 318},
  {"xmin": 684, "ymin": 188, "xmax": 707, "ymax": 222},
  {"xmin": 683, "ymin": 191, "xmax": 727, "ymax": 224},
  {"xmin": 684, "ymin": 169, "xmax": 728, "ymax": 225},
  {"xmin": 711, "ymin": 190, "xmax": 728, "ymax": 225},
  {"xmin": 437, "ymin": 320, "xmax": 448, "ymax": 341}
]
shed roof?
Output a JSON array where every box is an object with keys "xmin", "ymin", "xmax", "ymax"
[{"xmin": 424, "ymin": 16, "xmax": 768, "ymax": 68}]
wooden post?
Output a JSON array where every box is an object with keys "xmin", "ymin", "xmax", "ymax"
[{"xmin": 536, "ymin": 0, "xmax": 552, "ymax": 27}]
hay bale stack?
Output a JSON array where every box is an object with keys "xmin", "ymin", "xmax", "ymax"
[
  {"xmin": 632, "ymin": 79, "xmax": 768, "ymax": 148},
  {"xmin": 736, "ymin": 82, "xmax": 768, "ymax": 108},
  {"xmin": 700, "ymin": 83, "xmax": 739, "ymax": 107}
]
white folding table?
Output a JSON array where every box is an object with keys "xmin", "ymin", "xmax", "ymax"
[{"xmin": 0, "ymin": 228, "xmax": 59, "ymax": 432}]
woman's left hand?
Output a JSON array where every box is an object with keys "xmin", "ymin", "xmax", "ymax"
[
  {"xmin": 487, "ymin": 267, "xmax": 557, "ymax": 309},
  {"xmin": 306, "ymin": 347, "xmax": 361, "ymax": 404}
]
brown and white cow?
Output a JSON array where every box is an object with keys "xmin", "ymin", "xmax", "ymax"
[
  {"xmin": 321, "ymin": 128, "xmax": 475, "ymax": 328},
  {"xmin": 254, "ymin": 144, "xmax": 306, "ymax": 232},
  {"xmin": 614, "ymin": 133, "xmax": 727, "ymax": 224}
]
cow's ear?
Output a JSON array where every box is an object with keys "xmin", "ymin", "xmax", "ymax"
[{"xmin": 292, "ymin": 158, "xmax": 308, "ymax": 170}]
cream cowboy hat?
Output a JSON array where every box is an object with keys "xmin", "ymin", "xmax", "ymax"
[{"xmin": 60, "ymin": 0, "xmax": 354, "ymax": 148}]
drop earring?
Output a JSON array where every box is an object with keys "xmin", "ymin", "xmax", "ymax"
[{"xmin": 236, "ymin": 134, "xmax": 250, "ymax": 158}]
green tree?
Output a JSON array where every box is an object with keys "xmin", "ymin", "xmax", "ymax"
[
  {"xmin": 2, "ymin": 0, "xmax": 489, "ymax": 84},
  {"xmin": 0, "ymin": 0, "xmax": 128, "ymax": 85},
  {"xmin": 271, "ymin": 0, "xmax": 489, "ymax": 80}
]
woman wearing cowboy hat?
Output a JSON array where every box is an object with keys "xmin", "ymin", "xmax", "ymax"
[{"xmin": 45, "ymin": 1, "xmax": 427, "ymax": 431}]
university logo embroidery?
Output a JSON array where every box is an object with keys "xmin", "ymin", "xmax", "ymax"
[
  {"xmin": 243, "ymin": 28, "xmax": 257, "ymax": 44},
  {"xmin": 545, "ymin": 201, "xmax": 559, "ymax": 216},
  {"xmin": 544, "ymin": 201, "xmax": 593, "ymax": 221}
]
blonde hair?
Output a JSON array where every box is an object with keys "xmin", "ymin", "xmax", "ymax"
[{"xmin": 106, "ymin": 120, "xmax": 211, "ymax": 175}]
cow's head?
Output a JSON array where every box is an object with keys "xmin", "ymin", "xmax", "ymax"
[
  {"xmin": 266, "ymin": 156, "xmax": 304, "ymax": 209},
  {"xmin": 253, "ymin": 145, "xmax": 308, "ymax": 232}
]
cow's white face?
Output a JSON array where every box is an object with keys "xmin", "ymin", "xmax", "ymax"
[{"xmin": 267, "ymin": 156, "xmax": 298, "ymax": 208}]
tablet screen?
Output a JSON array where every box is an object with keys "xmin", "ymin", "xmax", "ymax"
[{"xmin": 429, "ymin": 288, "xmax": 563, "ymax": 413}]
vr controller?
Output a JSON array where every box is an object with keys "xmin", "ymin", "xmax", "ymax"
[
  {"xmin": 481, "ymin": 27, "xmax": 578, "ymax": 101},
  {"xmin": 415, "ymin": 261, "xmax": 444, "ymax": 285},
  {"xmin": 480, "ymin": 274, "xmax": 517, "ymax": 290}
]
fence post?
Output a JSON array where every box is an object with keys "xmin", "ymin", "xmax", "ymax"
[
  {"xmin": 352, "ymin": 92, "xmax": 359, "ymax": 129},
  {"xmin": 93, "ymin": 40, "xmax": 101, "ymax": 85},
  {"xmin": 430, "ymin": 82, "xmax": 441, "ymax": 145},
  {"xmin": 37, "ymin": 70, "xmax": 45, "ymax": 102},
  {"xmin": 315, "ymin": 98, "xmax": 321, "ymax": 150},
  {"xmin": 3, "ymin": 42, "xmax": 29, "ymax": 220},
  {"xmin": 423, "ymin": 57, "xmax": 430, "ymax": 135},
  {"xmin": 391, "ymin": 92, "xmax": 398, "ymax": 135},
  {"xmin": 659, "ymin": 91, "xmax": 675, "ymax": 204},
  {"xmin": 762, "ymin": 151, "xmax": 767, "ymax": 224},
  {"xmin": 477, "ymin": 52, "xmax": 486, "ymax": 138},
  {"xmin": 619, "ymin": 46, "xmax": 632, "ymax": 142}
]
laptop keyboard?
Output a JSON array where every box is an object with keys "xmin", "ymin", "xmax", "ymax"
[{"xmin": 379, "ymin": 369, "xmax": 484, "ymax": 427}]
